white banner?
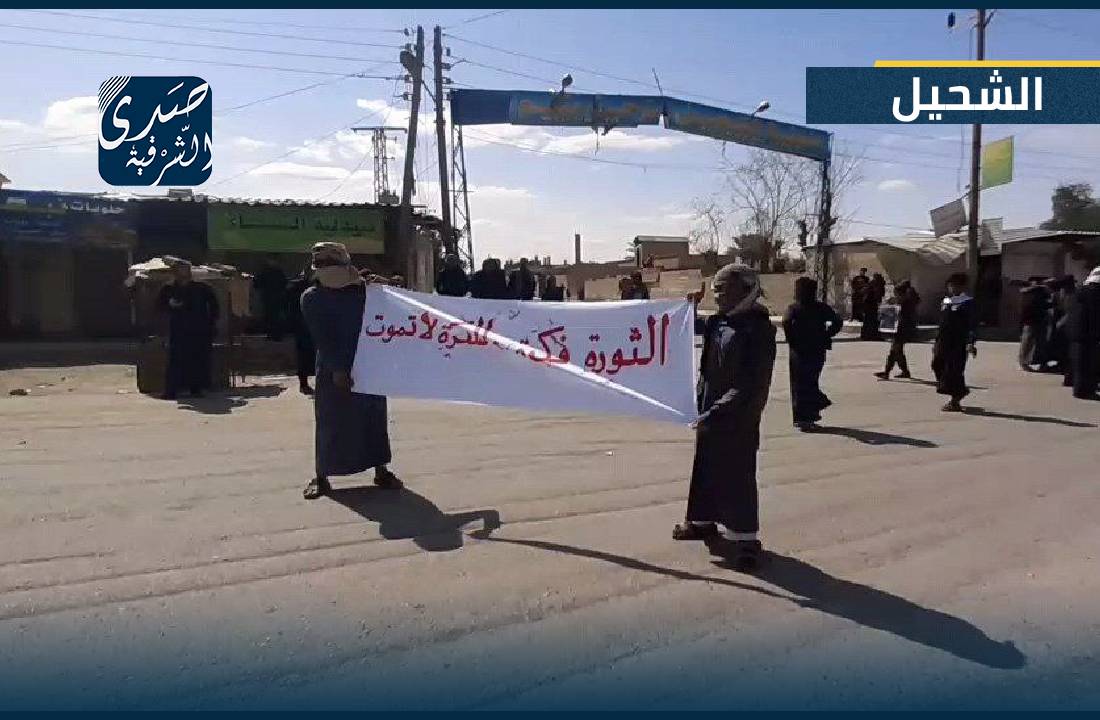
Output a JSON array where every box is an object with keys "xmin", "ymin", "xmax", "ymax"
[{"xmin": 351, "ymin": 286, "xmax": 696, "ymax": 424}]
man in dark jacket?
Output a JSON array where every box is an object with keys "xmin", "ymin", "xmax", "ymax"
[
  {"xmin": 1066, "ymin": 266, "xmax": 1100, "ymax": 399},
  {"xmin": 435, "ymin": 253, "xmax": 469, "ymax": 297},
  {"xmin": 470, "ymin": 258, "xmax": 510, "ymax": 299},
  {"xmin": 673, "ymin": 264, "xmax": 776, "ymax": 572},
  {"xmin": 254, "ymin": 258, "xmax": 288, "ymax": 340},
  {"xmin": 508, "ymin": 257, "xmax": 537, "ymax": 301},
  {"xmin": 783, "ymin": 276, "xmax": 843, "ymax": 430},
  {"xmin": 157, "ymin": 260, "xmax": 219, "ymax": 400},
  {"xmin": 1018, "ymin": 278, "xmax": 1050, "ymax": 371},
  {"xmin": 875, "ymin": 281, "xmax": 920, "ymax": 380}
]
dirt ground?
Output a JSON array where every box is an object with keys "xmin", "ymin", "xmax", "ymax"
[{"xmin": 2, "ymin": 341, "xmax": 1099, "ymax": 709}]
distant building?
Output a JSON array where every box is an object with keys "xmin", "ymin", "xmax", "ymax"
[{"xmin": 632, "ymin": 235, "xmax": 690, "ymax": 268}]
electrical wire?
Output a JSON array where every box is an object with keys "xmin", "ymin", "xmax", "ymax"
[
  {"xmin": 21, "ymin": 9, "xmax": 402, "ymax": 49},
  {"xmin": 0, "ymin": 21, "xmax": 391, "ymax": 64},
  {"xmin": 0, "ymin": 38, "xmax": 402, "ymax": 78},
  {"xmin": 445, "ymin": 10, "xmax": 510, "ymax": 29},
  {"xmin": 69, "ymin": 8, "xmax": 406, "ymax": 34}
]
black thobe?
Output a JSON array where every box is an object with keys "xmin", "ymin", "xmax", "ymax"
[
  {"xmin": 932, "ymin": 296, "xmax": 976, "ymax": 400},
  {"xmin": 285, "ymin": 276, "xmax": 315, "ymax": 380},
  {"xmin": 885, "ymin": 292, "xmax": 919, "ymax": 375},
  {"xmin": 783, "ymin": 300, "xmax": 842, "ymax": 424},
  {"xmin": 850, "ymin": 276, "xmax": 869, "ymax": 321},
  {"xmin": 435, "ymin": 267, "xmax": 470, "ymax": 297},
  {"xmin": 157, "ymin": 281, "xmax": 218, "ymax": 395},
  {"xmin": 470, "ymin": 270, "xmax": 510, "ymax": 299},
  {"xmin": 254, "ymin": 266, "xmax": 288, "ymax": 339},
  {"xmin": 1018, "ymin": 288, "xmax": 1049, "ymax": 369},
  {"xmin": 508, "ymin": 269, "xmax": 537, "ymax": 300},
  {"xmin": 1066, "ymin": 283, "xmax": 1100, "ymax": 398},
  {"xmin": 686, "ymin": 305, "xmax": 777, "ymax": 534},
  {"xmin": 541, "ymin": 286, "xmax": 565, "ymax": 302},
  {"xmin": 861, "ymin": 280, "xmax": 885, "ymax": 340},
  {"xmin": 301, "ymin": 283, "xmax": 392, "ymax": 479}
]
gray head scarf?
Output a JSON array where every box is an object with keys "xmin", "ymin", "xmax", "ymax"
[{"xmin": 714, "ymin": 263, "xmax": 763, "ymax": 314}]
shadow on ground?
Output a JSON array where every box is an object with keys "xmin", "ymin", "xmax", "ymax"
[
  {"xmin": 962, "ymin": 406, "xmax": 1095, "ymax": 428},
  {"xmin": 330, "ymin": 487, "xmax": 500, "ymax": 552},
  {"xmin": 480, "ymin": 536, "xmax": 1026, "ymax": 671},
  {"xmin": 175, "ymin": 385, "xmax": 286, "ymax": 414},
  {"xmin": 811, "ymin": 425, "xmax": 938, "ymax": 448}
]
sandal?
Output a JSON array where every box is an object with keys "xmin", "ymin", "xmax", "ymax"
[
  {"xmin": 373, "ymin": 467, "xmax": 403, "ymax": 490},
  {"xmin": 672, "ymin": 522, "xmax": 719, "ymax": 541},
  {"xmin": 303, "ymin": 477, "xmax": 331, "ymax": 500}
]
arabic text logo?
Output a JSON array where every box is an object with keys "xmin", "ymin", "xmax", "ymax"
[{"xmin": 98, "ymin": 76, "xmax": 212, "ymax": 187}]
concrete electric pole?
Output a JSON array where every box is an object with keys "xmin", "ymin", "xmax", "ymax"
[
  {"xmin": 399, "ymin": 26, "xmax": 425, "ymax": 288},
  {"xmin": 433, "ymin": 25, "xmax": 454, "ymax": 256},
  {"xmin": 966, "ymin": 9, "xmax": 990, "ymax": 296}
]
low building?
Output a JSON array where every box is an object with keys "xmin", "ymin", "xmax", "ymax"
[
  {"xmin": 1, "ymin": 189, "xmax": 136, "ymax": 338},
  {"xmin": 632, "ymin": 235, "xmax": 690, "ymax": 268}
]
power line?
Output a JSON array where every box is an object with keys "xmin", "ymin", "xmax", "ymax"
[
  {"xmin": 0, "ymin": 21, "xmax": 391, "ymax": 64},
  {"xmin": 21, "ymin": 10, "xmax": 402, "ymax": 49},
  {"xmin": 74, "ymin": 8, "xmax": 405, "ymax": 34},
  {"xmin": 445, "ymin": 10, "xmax": 510, "ymax": 29},
  {"xmin": 0, "ymin": 38, "xmax": 401, "ymax": 78}
]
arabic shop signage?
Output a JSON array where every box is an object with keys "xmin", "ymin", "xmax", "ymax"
[
  {"xmin": 207, "ymin": 203, "xmax": 385, "ymax": 254},
  {"xmin": 99, "ymin": 76, "xmax": 213, "ymax": 186},
  {"xmin": 805, "ymin": 63, "xmax": 1100, "ymax": 124}
]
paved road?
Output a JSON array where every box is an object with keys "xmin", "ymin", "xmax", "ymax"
[{"xmin": 2, "ymin": 341, "xmax": 1099, "ymax": 709}]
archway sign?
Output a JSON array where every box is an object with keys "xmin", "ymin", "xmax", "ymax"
[{"xmin": 450, "ymin": 89, "xmax": 836, "ymax": 300}]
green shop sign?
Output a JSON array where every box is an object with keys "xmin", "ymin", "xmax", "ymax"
[{"xmin": 208, "ymin": 204, "xmax": 385, "ymax": 253}]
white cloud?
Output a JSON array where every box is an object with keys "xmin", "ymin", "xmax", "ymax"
[
  {"xmin": 231, "ymin": 136, "xmax": 275, "ymax": 151},
  {"xmin": 543, "ymin": 130, "xmax": 684, "ymax": 155},
  {"xmin": 43, "ymin": 96, "xmax": 98, "ymax": 137},
  {"xmin": 249, "ymin": 162, "xmax": 349, "ymax": 180},
  {"xmin": 877, "ymin": 178, "xmax": 915, "ymax": 192}
]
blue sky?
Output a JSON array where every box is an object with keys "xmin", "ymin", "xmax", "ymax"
[{"xmin": 3, "ymin": 8, "xmax": 1100, "ymax": 262}]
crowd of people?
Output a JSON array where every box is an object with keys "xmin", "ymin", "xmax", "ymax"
[
  {"xmin": 152, "ymin": 244, "xmax": 1100, "ymax": 575},
  {"xmin": 1017, "ymin": 269, "xmax": 1100, "ymax": 400}
]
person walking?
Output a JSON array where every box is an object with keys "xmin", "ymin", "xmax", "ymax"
[
  {"xmin": 435, "ymin": 253, "xmax": 470, "ymax": 297},
  {"xmin": 782, "ymin": 277, "xmax": 843, "ymax": 431},
  {"xmin": 157, "ymin": 260, "xmax": 219, "ymax": 400},
  {"xmin": 1017, "ymin": 278, "xmax": 1051, "ymax": 371},
  {"xmin": 674, "ymin": 264, "xmax": 776, "ymax": 572},
  {"xmin": 860, "ymin": 272, "xmax": 886, "ymax": 340},
  {"xmin": 875, "ymin": 281, "xmax": 920, "ymax": 380},
  {"xmin": 300, "ymin": 243, "xmax": 401, "ymax": 500},
  {"xmin": 932, "ymin": 273, "xmax": 978, "ymax": 413},
  {"xmin": 286, "ymin": 267, "xmax": 316, "ymax": 395},
  {"xmin": 1065, "ymin": 266, "xmax": 1100, "ymax": 399}
]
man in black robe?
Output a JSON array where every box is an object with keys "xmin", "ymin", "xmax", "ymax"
[
  {"xmin": 932, "ymin": 273, "xmax": 977, "ymax": 412},
  {"xmin": 875, "ymin": 281, "xmax": 920, "ymax": 380},
  {"xmin": 157, "ymin": 261, "xmax": 218, "ymax": 400},
  {"xmin": 435, "ymin": 253, "xmax": 470, "ymax": 297},
  {"xmin": 508, "ymin": 257, "xmax": 537, "ymax": 301},
  {"xmin": 285, "ymin": 267, "xmax": 315, "ymax": 395},
  {"xmin": 470, "ymin": 258, "xmax": 510, "ymax": 299},
  {"xmin": 860, "ymin": 272, "xmax": 886, "ymax": 340},
  {"xmin": 254, "ymin": 258, "xmax": 288, "ymax": 340},
  {"xmin": 1047, "ymin": 276, "xmax": 1077, "ymax": 384},
  {"xmin": 783, "ymin": 276, "xmax": 842, "ymax": 431},
  {"xmin": 1017, "ymin": 278, "xmax": 1050, "ymax": 371},
  {"xmin": 850, "ymin": 268, "xmax": 870, "ymax": 321},
  {"xmin": 301, "ymin": 243, "xmax": 401, "ymax": 500},
  {"xmin": 1066, "ymin": 266, "xmax": 1100, "ymax": 399},
  {"xmin": 674, "ymin": 264, "xmax": 776, "ymax": 572},
  {"xmin": 541, "ymin": 275, "xmax": 565, "ymax": 302}
]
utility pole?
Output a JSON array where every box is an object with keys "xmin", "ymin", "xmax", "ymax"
[
  {"xmin": 398, "ymin": 26, "xmax": 425, "ymax": 288},
  {"xmin": 966, "ymin": 8, "xmax": 989, "ymax": 296},
  {"xmin": 451, "ymin": 123, "xmax": 474, "ymax": 267},
  {"xmin": 351, "ymin": 126, "xmax": 405, "ymax": 205},
  {"xmin": 433, "ymin": 25, "xmax": 454, "ymax": 255}
]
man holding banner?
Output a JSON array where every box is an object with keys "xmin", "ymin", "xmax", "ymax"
[{"xmin": 674, "ymin": 265, "xmax": 776, "ymax": 572}]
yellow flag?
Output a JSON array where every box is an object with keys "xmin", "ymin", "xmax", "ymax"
[{"xmin": 981, "ymin": 136, "xmax": 1014, "ymax": 190}]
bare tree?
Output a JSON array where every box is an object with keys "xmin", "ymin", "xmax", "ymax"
[
  {"xmin": 724, "ymin": 149, "xmax": 814, "ymax": 272},
  {"xmin": 803, "ymin": 145, "xmax": 866, "ymax": 245},
  {"xmin": 687, "ymin": 196, "xmax": 725, "ymax": 255}
]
